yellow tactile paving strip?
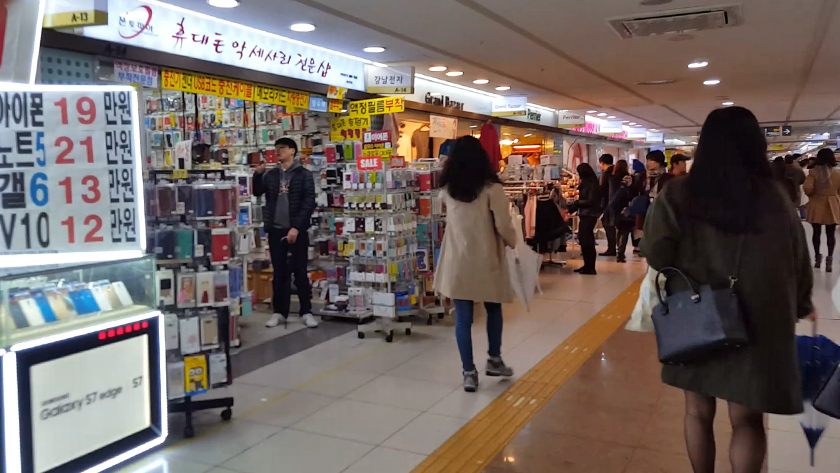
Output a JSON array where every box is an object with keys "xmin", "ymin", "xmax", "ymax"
[{"xmin": 412, "ymin": 279, "xmax": 642, "ymax": 473}]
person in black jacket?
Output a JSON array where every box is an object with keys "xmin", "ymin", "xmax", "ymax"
[
  {"xmin": 598, "ymin": 154, "xmax": 617, "ymax": 256},
  {"xmin": 253, "ymin": 138, "xmax": 318, "ymax": 329},
  {"xmin": 569, "ymin": 163, "xmax": 602, "ymax": 275},
  {"xmin": 606, "ymin": 160, "xmax": 638, "ymax": 263}
]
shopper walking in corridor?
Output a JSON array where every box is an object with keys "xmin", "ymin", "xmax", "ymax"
[
  {"xmin": 803, "ymin": 148, "xmax": 840, "ymax": 272},
  {"xmin": 605, "ymin": 159, "xmax": 637, "ymax": 263},
  {"xmin": 568, "ymin": 163, "xmax": 601, "ymax": 274},
  {"xmin": 434, "ymin": 136, "xmax": 518, "ymax": 393},
  {"xmin": 643, "ymin": 106, "xmax": 814, "ymax": 473},
  {"xmin": 598, "ymin": 154, "xmax": 617, "ymax": 257}
]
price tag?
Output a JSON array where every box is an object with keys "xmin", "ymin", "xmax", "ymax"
[
  {"xmin": 0, "ymin": 86, "xmax": 143, "ymax": 266},
  {"xmin": 171, "ymin": 169, "xmax": 188, "ymax": 179}
]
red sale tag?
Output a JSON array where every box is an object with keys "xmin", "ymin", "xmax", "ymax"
[
  {"xmin": 357, "ymin": 156, "xmax": 382, "ymax": 171},
  {"xmin": 390, "ymin": 156, "xmax": 406, "ymax": 169}
]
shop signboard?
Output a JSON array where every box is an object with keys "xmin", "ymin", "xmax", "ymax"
[
  {"xmin": 114, "ymin": 60, "xmax": 159, "ymax": 88},
  {"xmin": 365, "ymin": 65, "xmax": 415, "ymax": 94},
  {"xmin": 0, "ymin": 0, "xmax": 44, "ymax": 83},
  {"xmin": 77, "ymin": 0, "xmax": 366, "ymax": 90},
  {"xmin": 626, "ymin": 127, "xmax": 647, "ymax": 140},
  {"xmin": 384, "ymin": 76, "xmax": 491, "ymax": 115},
  {"xmin": 491, "ymin": 95, "xmax": 527, "ymax": 117},
  {"xmin": 764, "ymin": 126, "xmax": 781, "ymax": 138},
  {"xmin": 43, "ymin": 0, "xmax": 108, "ymax": 28},
  {"xmin": 429, "ymin": 115, "xmax": 458, "ymax": 139},
  {"xmin": 557, "ymin": 112, "xmax": 585, "ymax": 129},
  {"xmin": 646, "ymin": 131, "xmax": 665, "ymax": 143},
  {"xmin": 0, "ymin": 83, "xmax": 145, "ymax": 268},
  {"xmin": 328, "ymin": 99, "xmax": 342, "ymax": 113},
  {"xmin": 599, "ymin": 120, "xmax": 624, "ymax": 135},
  {"xmin": 308, "ymin": 95, "xmax": 329, "ymax": 113},
  {"xmin": 330, "ymin": 115, "xmax": 370, "ymax": 141},
  {"xmin": 357, "ymin": 156, "xmax": 383, "ymax": 171},
  {"xmin": 162, "ymin": 69, "xmax": 253, "ymax": 101},
  {"xmin": 348, "ymin": 97, "xmax": 405, "ymax": 117},
  {"xmin": 363, "ymin": 131, "xmax": 391, "ymax": 144}
]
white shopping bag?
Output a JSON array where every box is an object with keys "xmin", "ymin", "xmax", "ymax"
[
  {"xmin": 506, "ymin": 243, "xmax": 541, "ymax": 312},
  {"xmin": 625, "ymin": 266, "xmax": 662, "ymax": 332}
]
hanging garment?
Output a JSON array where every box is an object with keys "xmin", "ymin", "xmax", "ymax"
[
  {"xmin": 479, "ymin": 123, "xmax": 502, "ymax": 172},
  {"xmin": 523, "ymin": 195, "xmax": 537, "ymax": 239},
  {"xmin": 439, "ymin": 139, "xmax": 456, "ymax": 159},
  {"xmin": 528, "ymin": 198, "xmax": 569, "ymax": 251},
  {"xmin": 412, "ymin": 128, "xmax": 431, "ymax": 159}
]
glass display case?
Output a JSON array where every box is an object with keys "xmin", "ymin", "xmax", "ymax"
[{"xmin": 0, "ymin": 256, "xmax": 157, "ymax": 349}]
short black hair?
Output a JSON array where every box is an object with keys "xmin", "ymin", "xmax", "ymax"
[
  {"xmin": 599, "ymin": 154, "xmax": 614, "ymax": 165},
  {"xmin": 646, "ymin": 150, "xmax": 666, "ymax": 166},
  {"xmin": 275, "ymin": 137, "xmax": 298, "ymax": 155}
]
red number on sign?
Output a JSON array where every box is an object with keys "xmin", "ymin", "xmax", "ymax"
[
  {"xmin": 80, "ymin": 136, "xmax": 94, "ymax": 164},
  {"xmin": 77, "ymin": 97, "xmax": 96, "ymax": 125},
  {"xmin": 61, "ymin": 216, "xmax": 75, "ymax": 244},
  {"xmin": 58, "ymin": 177, "xmax": 72, "ymax": 204},
  {"xmin": 81, "ymin": 176, "xmax": 100, "ymax": 204},
  {"xmin": 54, "ymin": 98, "xmax": 68, "ymax": 125},
  {"xmin": 84, "ymin": 215, "xmax": 104, "ymax": 243},
  {"xmin": 55, "ymin": 137, "xmax": 74, "ymax": 164}
]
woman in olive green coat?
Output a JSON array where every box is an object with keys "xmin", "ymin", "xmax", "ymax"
[{"xmin": 642, "ymin": 107, "xmax": 814, "ymax": 473}]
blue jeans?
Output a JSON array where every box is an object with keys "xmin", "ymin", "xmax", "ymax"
[{"xmin": 454, "ymin": 300, "xmax": 503, "ymax": 372}]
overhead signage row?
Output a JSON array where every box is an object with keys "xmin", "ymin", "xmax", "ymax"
[
  {"xmin": 44, "ymin": 0, "xmax": 109, "ymax": 28},
  {"xmin": 764, "ymin": 125, "xmax": 792, "ymax": 138},
  {"xmin": 364, "ymin": 65, "xmax": 415, "ymax": 94},
  {"xmin": 491, "ymin": 95, "xmax": 528, "ymax": 117}
]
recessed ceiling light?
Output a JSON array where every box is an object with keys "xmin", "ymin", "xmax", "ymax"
[
  {"xmin": 429, "ymin": 66, "xmax": 447, "ymax": 72},
  {"xmin": 290, "ymin": 23, "xmax": 316, "ymax": 32},
  {"xmin": 559, "ymin": 109, "xmax": 568, "ymax": 112},
  {"xmin": 597, "ymin": 113, "xmax": 608, "ymax": 117},
  {"xmin": 445, "ymin": 71, "xmax": 464, "ymax": 77},
  {"xmin": 495, "ymin": 86, "xmax": 511, "ymax": 91},
  {"xmin": 524, "ymin": 133, "xmax": 533, "ymax": 137},
  {"xmin": 629, "ymin": 122, "xmax": 637, "ymax": 125},
  {"xmin": 363, "ymin": 46, "xmax": 385, "ymax": 53},
  {"xmin": 608, "ymin": 116, "xmax": 617, "ymax": 119},
  {"xmin": 622, "ymin": 120, "xmax": 630, "ymax": 123},
  {"xmin": 722, "ymin": 101, "xmax": 734, "ymax": 106},
  {"xmin": 587, "ymin": 110, "xmax": 598, "ymax": 114},
  {"xmin": 472, "ymin": 79, "xmax": 489, "ymax": 84},
  {"xmin": 208, "ymin": 0, "xmax": 240, "ymax": 7},
  {"xmin": 688, "ymin": 60, "xmax": 708, "ymax": 69},
  {"xmin": 470, "ymin": 125, "xmax": 478, "ymax": 128},
  {"xmin": 650, "ymin": 129, "xmax": 660, "ymax": 132},
  {"xmin": 704, "ymin": 79, "xmax": 721, "ymax": 85}
]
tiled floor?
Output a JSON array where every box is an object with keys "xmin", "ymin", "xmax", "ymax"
[{"xmin": 113, "ymin": 251, "xmax": 645, "ymax": 473}]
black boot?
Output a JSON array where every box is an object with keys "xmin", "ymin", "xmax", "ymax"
[
  {"xmin": 816, "ymin": 254, "xmax": 823, "ymax": 269},
  {"xmin": 580, "ymin": 247, "xmax": 597, "ymax": 275}
]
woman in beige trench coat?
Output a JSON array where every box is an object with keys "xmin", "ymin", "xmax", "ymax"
[
  {"xmin": 433, "ymin": 136, "xmax": 518, "ymax": 393},
  {"xmin": 804, "ymin": 148, "xmax": 840, "ymax": 271}
]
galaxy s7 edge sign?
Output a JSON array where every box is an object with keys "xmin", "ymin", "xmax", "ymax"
[{"xmin": 30, "ymin": 336, "xmax": 151, "ymax": 473}]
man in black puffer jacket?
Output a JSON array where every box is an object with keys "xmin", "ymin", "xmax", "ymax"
[{"xmin": 253, "ymin": 138, "xmax": 318, "ymax": 329}]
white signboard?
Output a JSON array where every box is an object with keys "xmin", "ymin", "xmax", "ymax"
[
  {"xmin": 492, "ymin": 95, "xmax": 527, "ymax": 117},
  {"xmin": 0, "ymin": 0, "xmax": 44, "ymax": 83},
  {"xmin": 557, "ymin": 112, "xmax": 585, "ymax": 129},
  {"xmin": 599, "ymin": 120, "xmax": 624, "ymax": 135},
  {"xmin": 429, "ymin": 115, "xmax": 458, "ymax": 140},
  {"xmin": 30, "ymin": 335, "xmax": 151, "ymax": 473},
  {"xmin": 365, "ymin": 65, "xmax": 414, "ymax": 94},
  {"xmin": 646, "ymin": 131, "xmax": 665, "ymax": 143},
  {"xmin": 626, "ymin": 127, "xmax": 647, "ymax": 139},
  {"xmin": 0, "ymin": 84, "xmax": 145, "ymax": 268},
  {"xmin": 78, "ymin": 0, "xmax": 366, "ymax": 90}
]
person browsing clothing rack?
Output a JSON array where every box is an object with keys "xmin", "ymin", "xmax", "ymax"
[{"xmin": 253, "ymin": 138, "xmax": 319, "ymax": 328}]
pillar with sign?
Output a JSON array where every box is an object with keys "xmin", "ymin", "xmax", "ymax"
[{"xmin": 0, "ymin": 84, "xmax": 167, "ymax": 473}]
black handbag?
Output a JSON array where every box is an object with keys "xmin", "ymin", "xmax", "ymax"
[
  {"xmin": 815, "ymin": 363, "xmax": 840, "ymax": 419},
  {"xmin": 651, "ymin": 235, "xmax": 750, "ymax": 364}
]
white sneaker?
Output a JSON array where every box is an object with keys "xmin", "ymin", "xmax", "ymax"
[
  {"xmin": 302, "ymin": 313, "xmax": 319, "ymax": 328},
  {"xmin": 265, "ymin": 313, "xmax": 285, "ymax": 328}
]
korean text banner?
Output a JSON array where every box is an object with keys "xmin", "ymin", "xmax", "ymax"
[
  {"xmin": 0, "ymin": 86, "xmax": 144, "ymax": 263},
  {"xmin": 348, "ymin": 97, "xmax": 405, "ymax": 117},
  {"xmin": 161, "ymin": 69, "xmax": 254, "ymax": 101},
  {"xmin": 79, "ymin": 0, "xmax": 366, "ymax": 91},
  {"xmin": 330, "ymin": 116, "xmax": 370, "ymax": 141}
]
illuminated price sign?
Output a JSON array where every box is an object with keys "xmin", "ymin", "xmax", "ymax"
[
  {"xmin": 357, "ymin": 156, "xmax": 383, "ymax": 171},
  {"xmin": 0, "ymin": 85, "xmax": 144, "ymax": 267}
]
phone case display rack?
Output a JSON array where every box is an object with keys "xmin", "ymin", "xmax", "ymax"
[
  {"xmin": 146, "ymin": 168, "xmax": 240, "ymax": 438},
  {"xmin": 413, "ymin": 160, "xmax": 449, "ymax": 324}
]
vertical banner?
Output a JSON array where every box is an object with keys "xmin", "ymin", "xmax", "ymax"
[{"xmin": 0, "ymin": 84, "xmax": 145, "ymax": 267}]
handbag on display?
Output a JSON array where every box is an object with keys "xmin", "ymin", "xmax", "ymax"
[{"xmin": 651, "ymin": 234, "xmax": 749, "ymax": 364}]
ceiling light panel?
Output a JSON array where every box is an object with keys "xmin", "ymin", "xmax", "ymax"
[
  {"xmin": 363, "ymin": 46, "xmax": 385, "ymax": 53},
  {"xmin": 473, "ymin": 79, "xmax": 489, "ymax": 84},
  {"xmin": 208, "ymin": 0, "xmax": 240, "ymax": 7},
  {"xmin": 290, "ymin": 23, "xmax": 316, "ymax": 32},
  {"xmin": 445, "ymin": 71, "xmax": 463, "ymax": 77},
  {"xmin": 429, "ymin": 66, "xmax": 447, "ymax": 72}
]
